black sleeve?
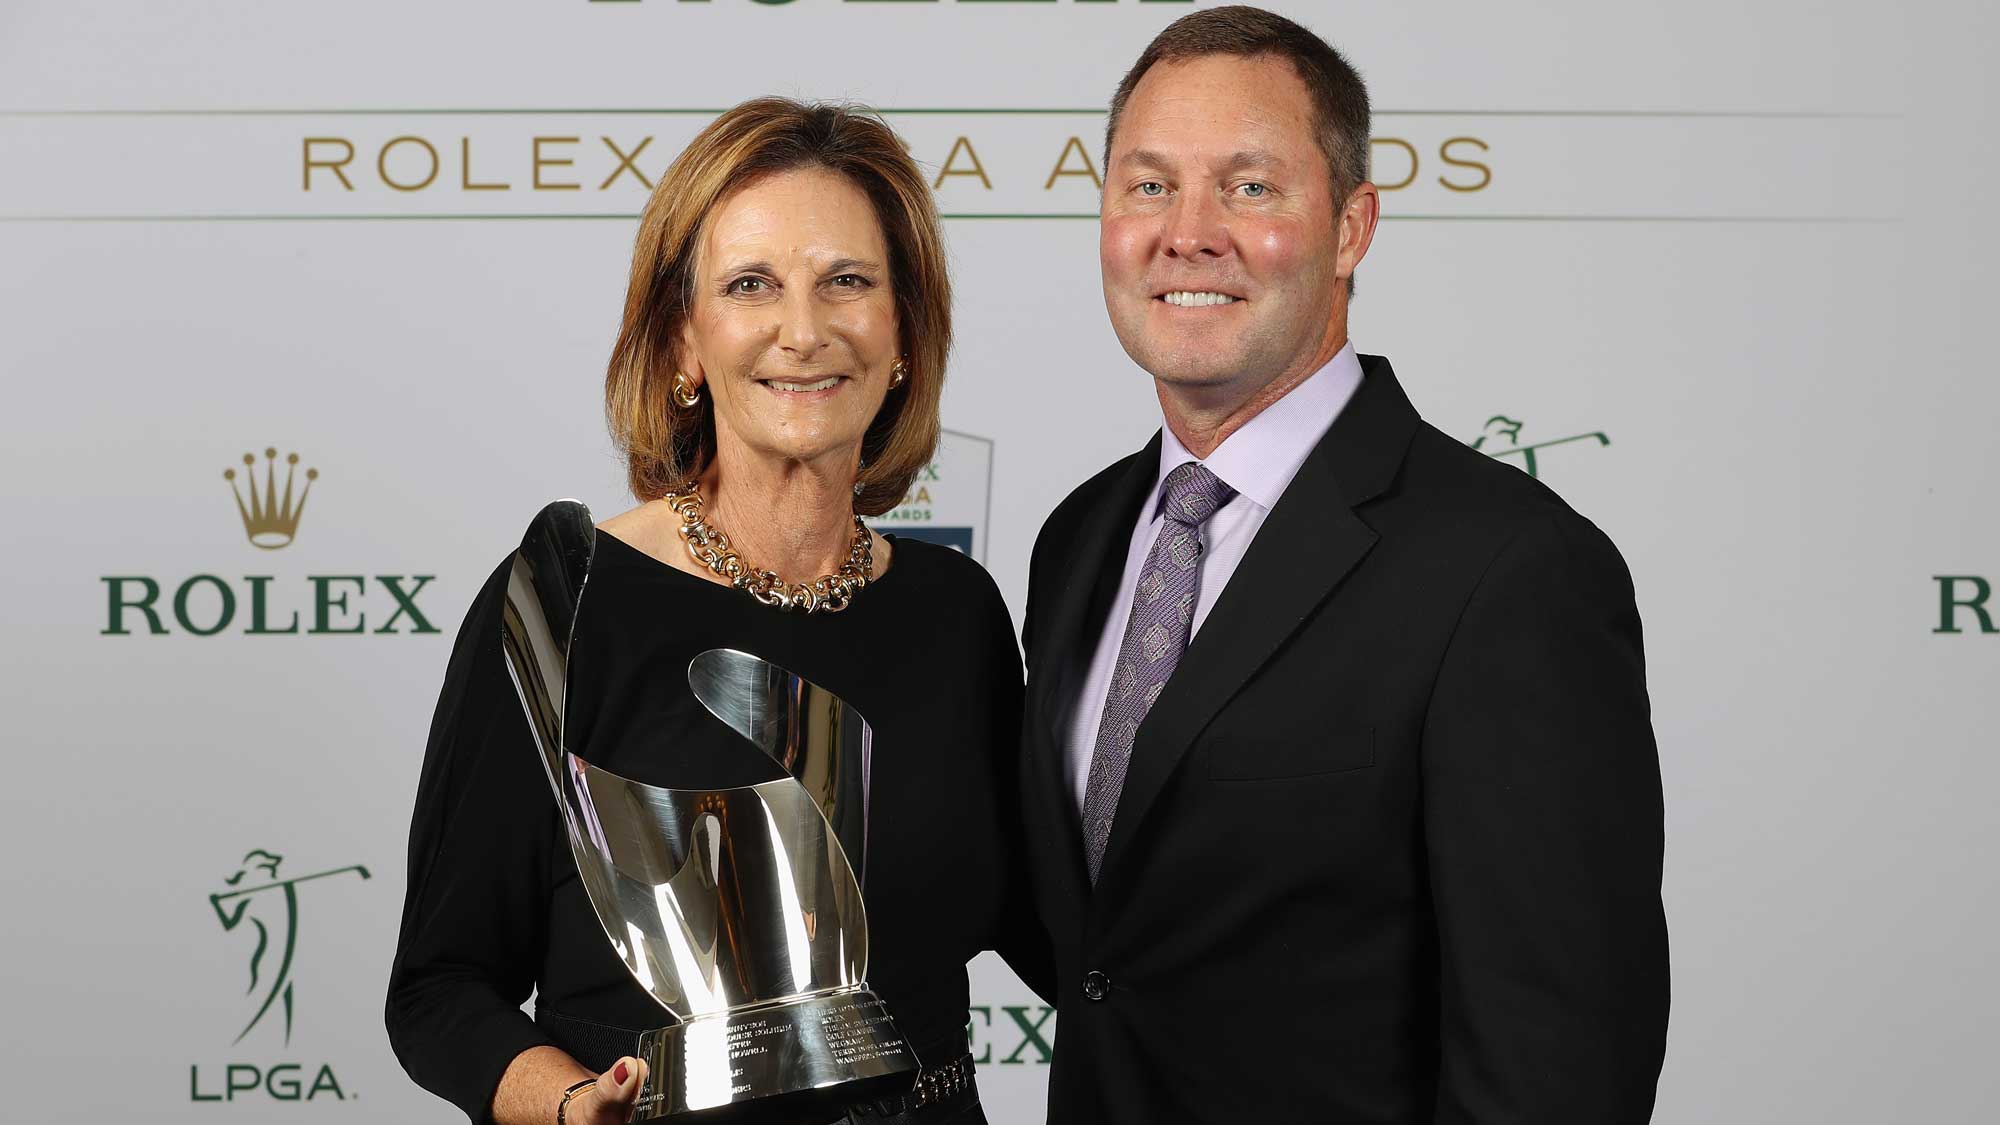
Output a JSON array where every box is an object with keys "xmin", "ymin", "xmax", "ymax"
[
  {"xmin": 385, "ymin": 560, "xmax": 559, "ymax": 1124},
  {"xmin": 1422, "ymin": 513, "xmax": 1670, "ymax": 1124},
  {"xmin": 978, "ymin": 575, "xmax": 1057, "ymax": 1005}
]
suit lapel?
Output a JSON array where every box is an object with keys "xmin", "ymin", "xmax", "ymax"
[
  {"xmin": 1093, "ymin": 356, "xmax": 1422, "ymax": 889},
  {"xmin": 1025, "ymin": 433, "xmax": 1161, "ymax": 899}
]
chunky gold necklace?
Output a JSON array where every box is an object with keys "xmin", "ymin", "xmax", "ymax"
[{"xmin": 661, "ymin": 484, "xmax": 874, "ymax": 614}]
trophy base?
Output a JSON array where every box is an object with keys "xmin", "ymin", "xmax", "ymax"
[{"xmin": 631, "ymin": 988, "xmax": 920, "ymax": 1121}]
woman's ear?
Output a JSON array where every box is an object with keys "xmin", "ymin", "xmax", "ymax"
[{"xmin": 673, "ymin": 327, "xmax": 705, "ymax": 391}]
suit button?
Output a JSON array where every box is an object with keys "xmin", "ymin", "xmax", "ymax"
[{"xmin": 1082, "ymin": 970, "xmax": 1110, "ymax": 1001}]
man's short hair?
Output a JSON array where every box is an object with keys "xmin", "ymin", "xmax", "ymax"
[{"xmin": 1105, "ymin": 5, "xmax": 1372, "ymax": 207}]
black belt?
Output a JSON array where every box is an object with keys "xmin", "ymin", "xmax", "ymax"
[
  {"xmin": 845, "ymin": 1052, "xmax": 980, "ymax": 1122},
  {"xmin": 535, "ymin": 1005, "xmax": 633, "ymax": 1073}
]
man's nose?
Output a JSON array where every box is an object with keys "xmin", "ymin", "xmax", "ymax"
[{"xmin": 1163, "ymin": 189, "xmax": 1228, "ymax": 260}]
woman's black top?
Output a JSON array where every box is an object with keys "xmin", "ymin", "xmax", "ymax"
[{"xmin": 386, "ymin": 530, "xmax": 1043, "ymax": 1123}]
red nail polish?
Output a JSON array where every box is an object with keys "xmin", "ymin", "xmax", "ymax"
[{"xmin": 613, "ymin": 1062, "xmax": 630, "ymax": 1085}]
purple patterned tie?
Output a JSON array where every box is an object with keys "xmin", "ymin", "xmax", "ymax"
[{"xmin": 1081, "ymin": 461, "xmax": 1236, "ymax": 883}]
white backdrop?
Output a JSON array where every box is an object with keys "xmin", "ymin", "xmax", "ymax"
[{"xmin": 3, "ymin": 1, "xmax": 1995, "ymax": 1122}]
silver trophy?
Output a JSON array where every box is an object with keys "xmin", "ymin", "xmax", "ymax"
[{"xmin": 498, "ymin": 500, "xmax": 919, "ymax": 1120}]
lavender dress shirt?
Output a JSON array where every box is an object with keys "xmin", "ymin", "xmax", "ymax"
[{"xmin": 1061, "ymin": 343, "xmax": 1366, "ymax": 812}]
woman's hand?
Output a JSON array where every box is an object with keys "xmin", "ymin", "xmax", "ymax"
[
  {"xmin": 566, "ymin": 1056, "xmax": 649, "ymax": 1125},
  {"xmin": 492, "ymin": 1046, "xmax": 649, "ymax": 1125}
]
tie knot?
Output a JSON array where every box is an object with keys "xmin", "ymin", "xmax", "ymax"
[{"xmin": 1159, "ymin": 462, "xmax": 1234, "ymax": 528}]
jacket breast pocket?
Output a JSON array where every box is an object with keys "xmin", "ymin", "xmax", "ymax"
[{"xmin": 1205, "ymin": 725, "xmax": 1376, "ymax": 781}]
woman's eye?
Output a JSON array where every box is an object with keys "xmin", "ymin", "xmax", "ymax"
[
  {"xmin": 1238, "ymin": 182, "xmax": 1268, "ymax": 198},
  {"xmin": 729, "ymin": 277, "xmax": 766, "ymax": 295},
  {"xmin": 1137, "ymin": 182, "xmax": 1166, "ymax": 197},
  {"xmin": 830, "ymin": 274, "xmax": 866, "ymax": 289}
]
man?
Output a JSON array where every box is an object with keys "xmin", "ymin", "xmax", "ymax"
[{"xmin": 1018, "ymin": 7, "xmax": 1670, "ymax": 1122}]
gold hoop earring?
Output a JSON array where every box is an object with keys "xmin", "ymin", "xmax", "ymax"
[
  {"xmin": 672, "ymin": 371, "xmax": 702, "ymax": 408},
  {"xmin": 889, "ymin": 357, "xmax": 909, "ymax": 389}
]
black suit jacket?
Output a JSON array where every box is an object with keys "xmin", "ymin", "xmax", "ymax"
[{"xmin": 1018, "ymin": 356, "xmax": 1669, "ymax": 1124}]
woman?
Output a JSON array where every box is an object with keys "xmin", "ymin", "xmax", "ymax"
[{"xmin": 387, "ymin": 99, "xmax": 1046, "ymax": 1125}]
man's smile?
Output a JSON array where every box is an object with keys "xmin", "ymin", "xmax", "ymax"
[{"xmin": 1157, "ymin": 290, "xmax": 1243, "ymax": 308}]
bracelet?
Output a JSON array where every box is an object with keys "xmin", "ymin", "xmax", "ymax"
[{"xmin": 555, "ymin": 1077, "xmax": 597, "ymax": 1125}]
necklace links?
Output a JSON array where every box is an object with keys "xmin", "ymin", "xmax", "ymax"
[{"xmin": 662, "ymin": 485, "xmax": 874, "ymax": 614}]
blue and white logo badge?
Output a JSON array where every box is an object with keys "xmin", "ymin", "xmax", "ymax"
[{"xmin": 870, "ymin": 429, "xmax": 994, "ymax": 561}]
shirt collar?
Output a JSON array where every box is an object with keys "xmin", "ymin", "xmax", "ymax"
[{"xmin": 1153, "ymin": 342, "xmax": 1364, "ymax": 515}]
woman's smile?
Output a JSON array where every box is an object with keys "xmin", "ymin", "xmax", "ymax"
[{"xmin": 757, "ymin": 373, "xmax": 849, "ymax": 399}]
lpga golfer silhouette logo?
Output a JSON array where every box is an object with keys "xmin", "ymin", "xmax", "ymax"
[
  {"xmin": 1470, "ymin": 415, "xmax": 1611, "ymax": 478},
  {"xmin": 207, "ymin": 849, "xmax": 371, "ymax": 1045}
]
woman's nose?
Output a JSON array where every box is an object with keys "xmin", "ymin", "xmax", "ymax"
[{"xmin": 776, "ymin": 286, "xmax": 826, "ymax": 357}]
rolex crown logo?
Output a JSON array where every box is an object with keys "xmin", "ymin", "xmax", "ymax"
[{"xmin": 224, "ymin": 447, "xmax": 319, "ymax": 550}]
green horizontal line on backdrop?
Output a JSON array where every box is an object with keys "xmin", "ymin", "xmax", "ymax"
[
  {"xmin": 0, "ymin": 213, "xmax": 1888, "ymax": 224},
  {"xmin": 0, "ymin": 107, "xmax": 1895, "ymax": 119}
]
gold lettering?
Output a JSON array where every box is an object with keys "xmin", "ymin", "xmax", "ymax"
[
  {"xmin": 302, "ymin": 137, "xmax": 355, "ymax": 191},
  {"xmin": 534, "ymin": 136, "xmax": 582, "ymax": 191},
  {"xmin": 1044, "ymin": 136, "xmax": 1101, "ymax": 190},
  {"xmin": 460, "ymin": 137, "xmax": 510, "ymax": 191},
  {"xmin": 933, "ymin": 136, "xmax": 992, "ymax": 190},
  {"xmin": 600, "ymin": 136, "xmax": 655, "ymax": 191},
  {"xmin": 1437, "ymin": 136, "xmax": 1492, "ymax": 192},
  {"xmin": 1369, "ymin": 137, "xmax": 1418, "ymax": 191},
  {"xmin": 378, "ymin": 136, "xmax": 439, "ymax": 192}
]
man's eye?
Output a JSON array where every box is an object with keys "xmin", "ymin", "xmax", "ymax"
[
  {"xmin": 1238, "ymin": 182, "xmax": 1268, "ymax": 198},
  {"xmin": 729, "ymin": 277, "xmax": 766, "ymax": 295},
  {"xmin": 1137, "ymin": 182, "xmax": 1166, "ymax": 197},
  {"xmin": 830, "ymin": 274, "xmax": 866, "ymax": 288}
]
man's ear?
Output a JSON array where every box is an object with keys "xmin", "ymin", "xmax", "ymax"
[{"xmin": 1336, "ymin": 181, "xmax": 1380, "ymax": 282}]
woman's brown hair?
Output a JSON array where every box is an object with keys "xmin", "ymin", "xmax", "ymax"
[{"xmin": 605, "ymin": 97, "xmax": 950, "ymax": 517}]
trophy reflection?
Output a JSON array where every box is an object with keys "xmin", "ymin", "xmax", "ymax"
[{"xmin": 500, "ymin": 500, "xmax": 918, "ymax": 1120}]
